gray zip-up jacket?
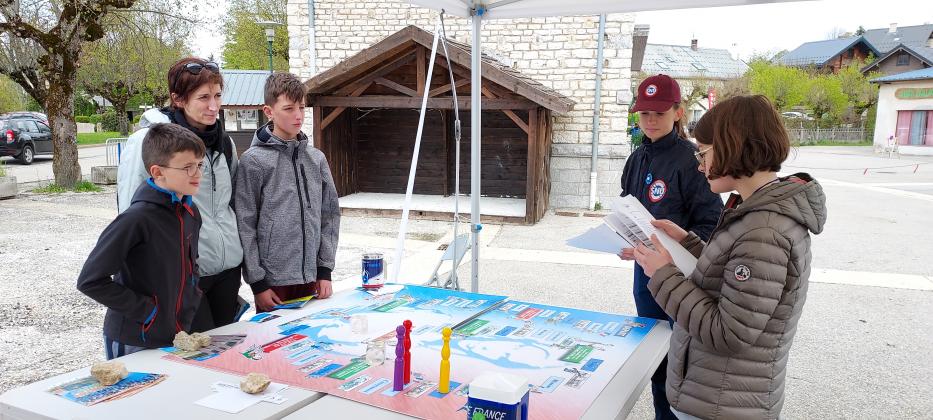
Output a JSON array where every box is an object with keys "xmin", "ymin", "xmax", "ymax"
[
  {"xmin": 116, "ymin": 108, "xmax": 243, "ymax": 277},
  {"xmin": 648, "ymin": 173, "xmax": 827, "ymax": 419},
  {"xmin": 234, "ymin": 123, "xmax": 340, "ymax": 293}
]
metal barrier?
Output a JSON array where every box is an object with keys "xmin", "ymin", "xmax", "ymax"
[
  {"xmin": 786, "ymin": 128, "xmax": 868, "ymax": 145},
  {"xmin": 105, "ymin": 138, "xmax": 128, "ymax": 166}
]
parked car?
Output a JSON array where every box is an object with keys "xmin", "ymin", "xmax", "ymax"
[
  {"xmin": 781, "ymin": 111, "xmax": 814, "ymax": 121},
  {"xmin": 2, "ymin": 111, "xmax": 48, "ymax": 125},
  {"xmin": 0, "ymin": 116, "xmax": 53, "ymax": 165}
]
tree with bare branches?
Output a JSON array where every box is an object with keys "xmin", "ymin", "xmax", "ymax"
[
  {"xmin": 79, "ymin": 3, "xmax": 190, "ymax": 135},
  {"xmin": 0, "ymin": 0, "xmax": 204, "ymax": 187},
  {"xmin": 0, "ymin": 0, "xmax": 138, "ymax": 187}
]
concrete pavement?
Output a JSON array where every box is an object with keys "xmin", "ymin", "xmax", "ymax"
[{"xmin": 0, "ymin": 144, "xmax": 110, "ymax": 186}]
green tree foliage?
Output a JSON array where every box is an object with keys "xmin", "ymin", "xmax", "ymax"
[
  {"xmin": 747, "ymin": 60, "xmax": 809, "ymax": 111},
  {"xmin": 100, "ymin": 110, "xmax": 121, "ymax": 132},
  {"xmin": 80, "ymin": 0, "xmax": 191, "ymax": 135},
  {"xmin": 0, "ymin": 74, "xmax": 27, "ymax": 113},
  {"xmin": 745, "ymin": 59, "xmax": 879, "ymax": 128},
  {"xmin": 805, "ymin": 74, "xmax": 847, "ymax": 125},
  {"xmin": 74, "ymin": 93, "xmax": 98, "ymax": 117},
  {"xmin": 221, "ymin": 0, "xmax": 288, "ymax": 71},
  {"xmin": 837, "ymin": 58, "xmax": 881, "ymax": 120}
]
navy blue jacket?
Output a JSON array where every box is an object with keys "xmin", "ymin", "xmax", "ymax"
[
  {"xmin": 77, "ymin": 180, "xmax": 203, "ymax": 348},
  {"xmin": 620, "ymin": 129, "xmax": 723, "ymax": 241}
]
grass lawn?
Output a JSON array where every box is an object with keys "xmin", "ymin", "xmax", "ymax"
[
  {"xmin": 32, "ymin": 180, "xmax": 103, "ymax": 194},
  {"xmin": 76, "ymin": 131, "xmax": 124, "ymax": 145}
]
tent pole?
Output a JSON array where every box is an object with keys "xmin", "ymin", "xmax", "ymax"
[{"xmin": 470, "ymin": 6, "xmax": 483, "ymax": 293}]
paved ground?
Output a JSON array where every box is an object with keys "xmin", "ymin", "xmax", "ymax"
[
  {"xmin": 1, "ymin": 144, "xmax": 110, "ymax": 186},
  {"xmin": 0, "ymin": 146, "xmax": 931, "ymax": 419}
]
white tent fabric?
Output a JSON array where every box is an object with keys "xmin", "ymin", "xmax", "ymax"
[
  {"xmin": 409, "ymin": 0, "xmax": 809, "ymax": 19},
  {"xmin": 403, "ymin": 0, "xmax": 813, "ymax": 293}
]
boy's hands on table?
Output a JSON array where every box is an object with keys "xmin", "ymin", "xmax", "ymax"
[
  {"xmin": 315, "ymin": 279, "xmax": 332, "ymax": 299},
  {"xmin": 255, "ymin": 289, "xmax": 282, "ymax": 312}
]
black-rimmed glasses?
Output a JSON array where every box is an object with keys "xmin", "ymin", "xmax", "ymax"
[{"xmin": 161, "ymin": 162, "xmax": 204, "ymax": 177}]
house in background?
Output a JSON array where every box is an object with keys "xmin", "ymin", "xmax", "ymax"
[
  {"xmin": 871, "ymin": 67, "xmax": 933, "ymax": 156},
  {"xmin": 632, "ymin": 29, "xmax": 749, "ymax": 124},
  {"xmin": 219, "ymin": 69, "xmax": 270, "ymax": 155},
  {"xmin": 780, "ymin": 23, "xmax": 933, "ymax": 76},
  {"xmin": 861, "ymin": 43, "xmax": 933, "ymax": 75},
  {"xmin": 776, "ymin": 36, "xmax": 879, "ymax": 73}
]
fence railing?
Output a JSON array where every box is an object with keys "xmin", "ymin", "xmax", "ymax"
[
  {"xmin": 786, "ymin": 128, "xmax": 869, "ymax": 144},
  {"xmin": 105, "ymin": 138, "xmax": 128, "ymax": 166}
]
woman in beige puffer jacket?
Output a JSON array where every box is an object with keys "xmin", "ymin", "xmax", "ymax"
[{"xmin": 634, "ymin": 95, "xmax": 827, "ymax": 420}]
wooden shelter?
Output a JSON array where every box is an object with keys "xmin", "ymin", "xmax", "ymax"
[{"xmin": 304, "ymin": 25, "xmax": 575, "ymax": 224}]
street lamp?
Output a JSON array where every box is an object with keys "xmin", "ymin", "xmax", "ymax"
[{"xmin": 256, "ymin": 20, "xmax": 283, "ymax": 74}]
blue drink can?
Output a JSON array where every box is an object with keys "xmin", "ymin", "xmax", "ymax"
[{"xmin": 362, "ymin": 253, "xmax": 385, "ymax": 289}]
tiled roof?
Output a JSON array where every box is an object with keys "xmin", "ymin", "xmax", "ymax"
[
  {"xmin": 640, "ymin": 43, "xmax": 749, "ymax": 79},
  {"xmin": 862, "ymin": 24, "xmax": 933, "ymax": 53},
  {"xmin": 778, "ymin": 37, "xmax": 878, "ymax": 67}
]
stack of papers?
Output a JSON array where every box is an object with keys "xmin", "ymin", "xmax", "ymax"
[
  {"xmin": 194, "ymin": 381, "xmax": 288, "ymax": 413},
  {"xmin": 273, "ymin": 295, "xmax": 316, "ymax": 310},
  {"xmin": 567, "ymin": 195, "xmax": 699, "ymax": 276},
  {"xmin": 48, "ymin": 372, "xmax": 167, "ymax": 406}
]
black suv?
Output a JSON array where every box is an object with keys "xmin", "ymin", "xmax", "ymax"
[{"xmin": 0, "ymin": 116, "xmax": 52, "ymax": 165}]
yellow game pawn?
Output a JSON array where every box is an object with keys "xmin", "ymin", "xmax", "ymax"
[{"xmin": 439, "ymin": 327, "xmax": 452, "ymax": 393}]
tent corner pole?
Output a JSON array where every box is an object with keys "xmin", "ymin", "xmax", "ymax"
[{"xmin": 470, "ymin": 6, "xmax": 483, "ymax": 293}]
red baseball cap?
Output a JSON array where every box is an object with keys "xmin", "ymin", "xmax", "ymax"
[{"xmin": 632, "ymin": 74, "xmax": 681, "ymax": 112}]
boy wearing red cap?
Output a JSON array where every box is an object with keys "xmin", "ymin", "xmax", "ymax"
[{"xmin": 618, "ymin": 74, "xmax": 724, "ymax": 420}]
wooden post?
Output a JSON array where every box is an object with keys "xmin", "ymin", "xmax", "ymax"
[
  {"xmin": 313, "ymin": 106, "xmax": 323, "ymax": 150},
  {"xmin": 526, "ymin": 109, "xmax": 539, "ymax": 223},
  {"xmin": 417, "ymin": 47, "xmax": 426, "ymax": 96}
]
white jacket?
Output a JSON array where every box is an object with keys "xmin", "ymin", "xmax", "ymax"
[{"xmin": 116, "ymin": 108, "xmax": 243, "ymax": 277}]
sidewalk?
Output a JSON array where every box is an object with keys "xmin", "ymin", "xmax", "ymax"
[{"xmin": 1, "ymin": 144, "xmax": 109, "ymax": 186}]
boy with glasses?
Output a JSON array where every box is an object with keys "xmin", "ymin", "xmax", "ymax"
[{"xmin": 79, "ymin": 123, "xmax": 207, "ymax": 359}]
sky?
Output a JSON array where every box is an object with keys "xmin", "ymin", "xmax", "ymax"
[
  {"xmin": 636, "ymin": 0, "xmax": 931, "ymax": 60},
  {"xmin": 192, "ymin": 0, "xmax": 932, "ymax": 62}
]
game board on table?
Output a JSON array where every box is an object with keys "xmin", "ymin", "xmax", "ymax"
[{"xmin": 166, "ymin": 285, "xmax": 656, "ymax": 419}]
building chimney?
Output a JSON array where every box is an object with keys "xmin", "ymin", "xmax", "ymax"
[
  {"xmin": 889, "ymin": 23, "xmax": 898, "ymax": 33},
  {"xmin": 691, "ymin": 39, "xmax": 698, "ymax": 51},
  {"xmin": 631, "ymin": 24, "xmax": 650, "ymax": 73}
]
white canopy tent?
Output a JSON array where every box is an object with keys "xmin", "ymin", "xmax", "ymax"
[{"xmin": 404, "ymin": 0, "xmax": 811, "ymax": 293}]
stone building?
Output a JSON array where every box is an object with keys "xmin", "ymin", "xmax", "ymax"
[{"xmin": 286, "ymin": 0, "xmax": 637, "ymax": 211}]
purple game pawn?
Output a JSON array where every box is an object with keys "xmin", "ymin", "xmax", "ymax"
[{"xmin": 393, "ymin": 325, "xmax": 406, "ymax": 391}]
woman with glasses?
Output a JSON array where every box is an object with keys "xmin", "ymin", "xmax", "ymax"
[
  {"xmin": 117, "ymin": 57, "xmax": 244, "ymax": 332},
  {"xmin": 618, "ymin": 74, "xmax": 724, "ymax": 420},
  {"xmin": 633, "ymin": 95, "xmax": 826, "ymax": 419}
]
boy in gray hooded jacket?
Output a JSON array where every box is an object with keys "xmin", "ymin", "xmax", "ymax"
[{"xmin": 234, "ymin": 72, "xmax": 340, "ymax": 311}]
